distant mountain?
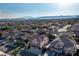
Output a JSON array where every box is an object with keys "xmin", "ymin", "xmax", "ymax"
[
  {"xmin": 0, "ymin": 15, "xmax": 79, "ymax": 21},
  {"xmin": 37, "ymin": 15, "xmax": 79, "ymax": 19},
  {"xmin": 0, "ymin": 18, "xmax": 26, "ymax": 21},
  {"xmin": 23, "ymin": 16, "xmax": 34, "ymax": 19}
]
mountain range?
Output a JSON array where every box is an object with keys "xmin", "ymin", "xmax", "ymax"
[{"xmin": 0, "ymin": 15, "xmax": 79, "ymax": 21}]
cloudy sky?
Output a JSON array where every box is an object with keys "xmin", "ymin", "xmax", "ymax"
[{"xmin": 0, "ymin": 3, "xmax": 79, "ymax": 18}]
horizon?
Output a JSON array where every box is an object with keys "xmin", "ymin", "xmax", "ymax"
[{"xmin": 0, "ymin": 3, "xmax": 79, "ymax": 19}]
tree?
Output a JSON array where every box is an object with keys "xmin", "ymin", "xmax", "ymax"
[
  {"xmin": 47, "ymin": 34, "xmax": 55, "ymax": 42},
  {"xmin": 11, "ymin": 37, "xmax": 29, "ymax": 56},
  {"xmin": 1, "ymin": 26, "xmax": 11, "ymax": 31},
  {"xmin": 0, "ymin": 32, "xmax": 2, "ymax": 37},
  {"xmin": 42, "ymin": 48, "xmax": 47, "ymax": 54}
]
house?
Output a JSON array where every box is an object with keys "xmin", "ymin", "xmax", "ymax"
[
  {"xmin": 49, "ymin": 25, "xmax": 60, "ymax": 32},
  {"xmin": 31, "ymin": 33, "xmax": 49, "ymax": 49},
  {"xmin": 59, "ymin": 31, "xmax": 75, "ymax": 38},
  {"xmin": 71, "ymin": 23, "xmax": 79, "ymax": 35},
  {"xmin": 70, "ymin": 23, "xmax": 79, "ymax": 43},
  {"xmin": 45, "ymin": 37, "xmax": 77, "ymax": 56},
  {"xmin": 23, "ymin": 33, "xmax": 49, "ymax": 56},
  {"xmin": 61, "ymin": 38, "xmax": 77, "ymax": 56},
  {"xmin": 71, "ymin": 23, "xmax": 79, "ymax": 31},
  {"xmin": 58, "ymin": 24, "xmax": 71, "ymax": 32}
]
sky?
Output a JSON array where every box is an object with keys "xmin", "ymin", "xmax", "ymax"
[{"xmin": 0, "ymin": 3, "xmax": 79, "ymax": 18}]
